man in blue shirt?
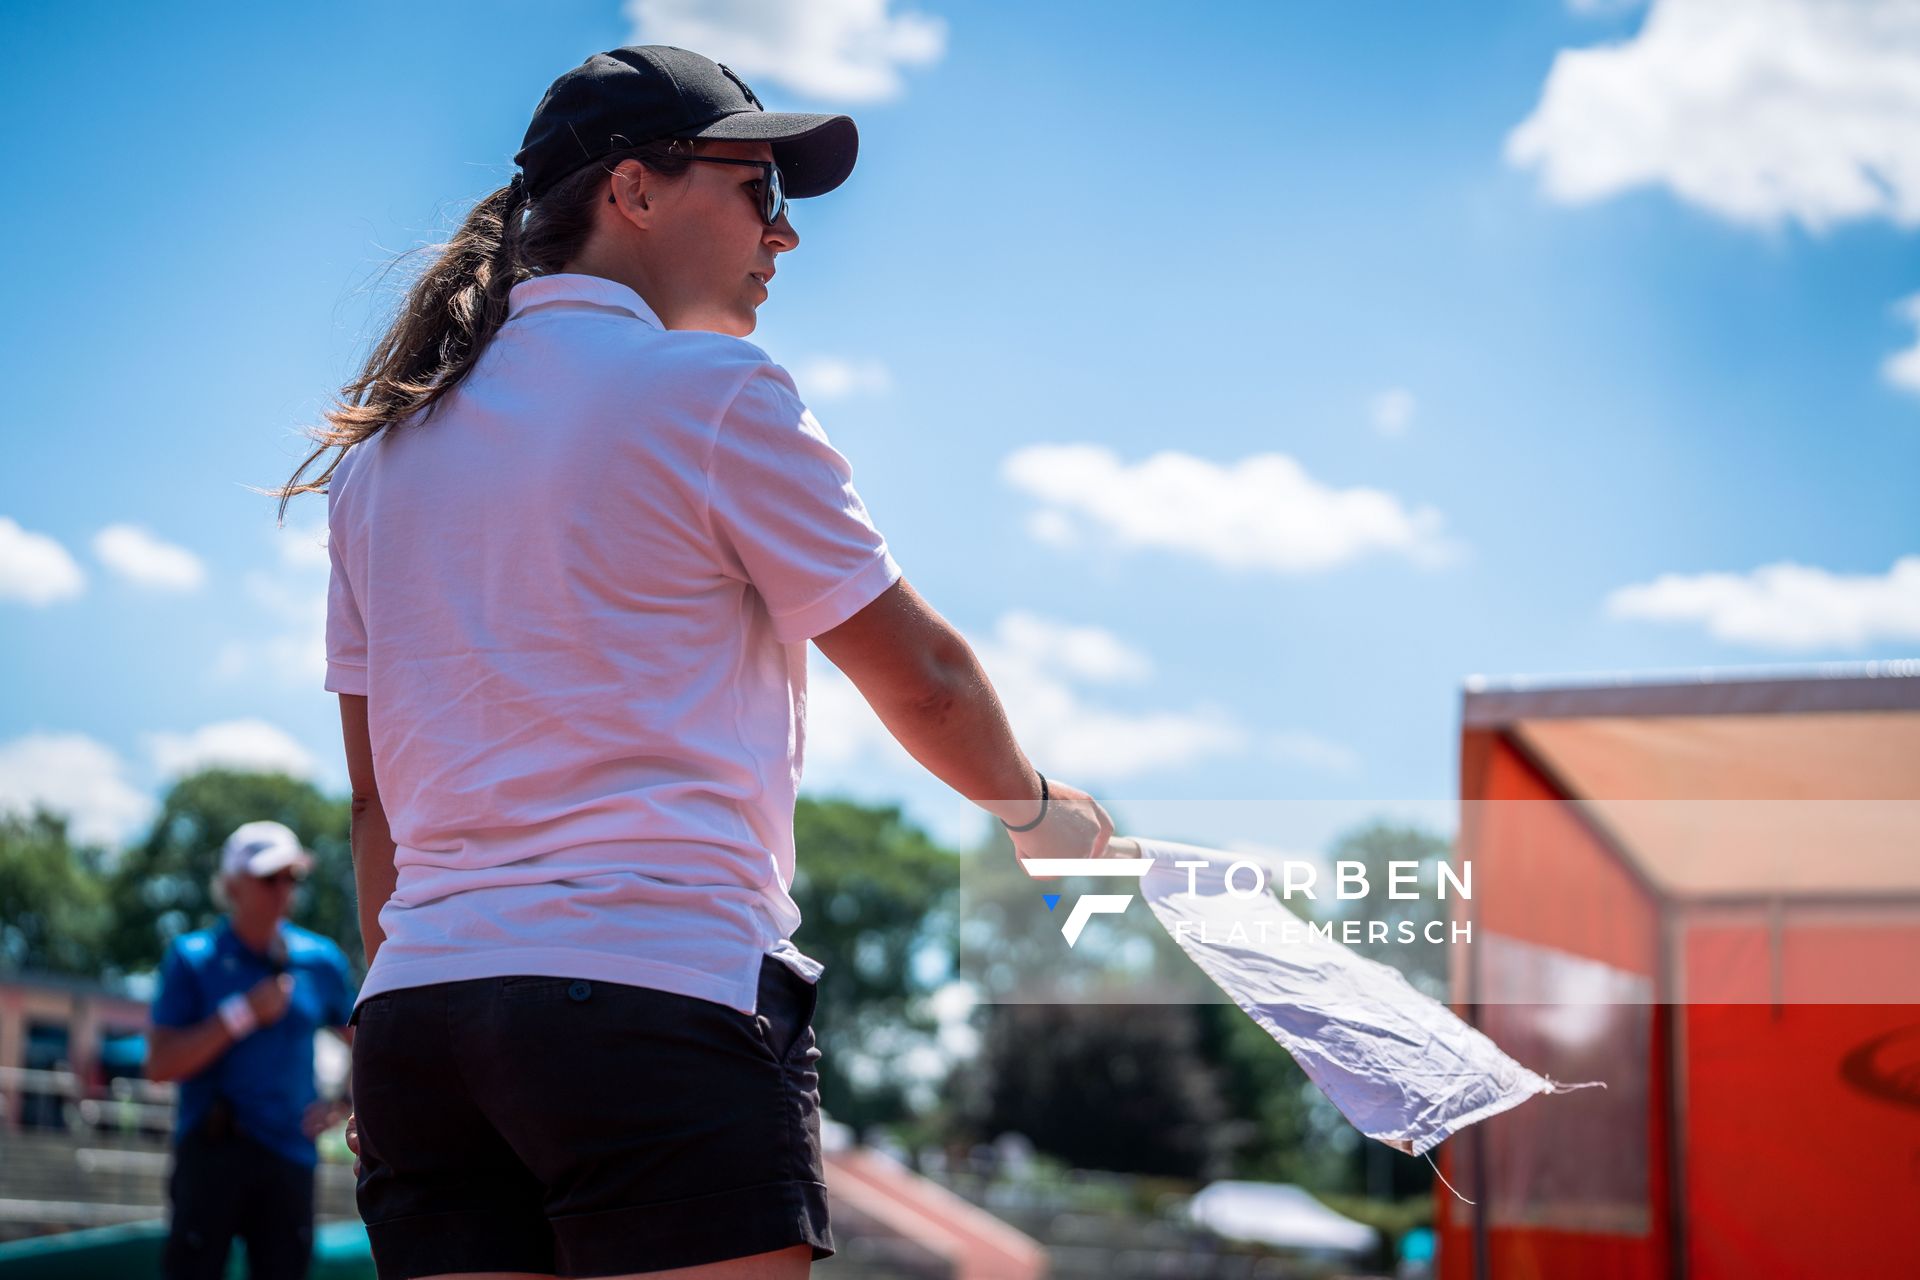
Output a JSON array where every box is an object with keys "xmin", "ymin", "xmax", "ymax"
[{"xmin": 147, "ymin": 821, "xmax": 357, "ymax": 1280}]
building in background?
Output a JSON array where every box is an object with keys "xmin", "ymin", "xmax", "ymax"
[
  {"xmin": 1443, "ymin": 663, "xmax": 1920, "ymax": 1278},
  {"xmin": 0, "ymin": 974, "xmax": 150, "ymax": 1132}
]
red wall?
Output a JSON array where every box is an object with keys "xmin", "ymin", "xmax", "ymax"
[
  {"xmin": 1684, "ymin": 918, "xmax": 1920, "ymax": 1275},
  {"xmin": 1441, "ymin": 729, "xmax": 1669, "ymax": 1280}
]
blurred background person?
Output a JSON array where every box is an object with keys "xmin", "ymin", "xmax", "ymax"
[{"xmin": 145, "ymin": 820, "xmax": 357, "ymax": 1280}]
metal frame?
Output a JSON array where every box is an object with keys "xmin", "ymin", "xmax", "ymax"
[{"xmin": 1462, "ymin": 661, "xmax": 1920, "ymax": 726}]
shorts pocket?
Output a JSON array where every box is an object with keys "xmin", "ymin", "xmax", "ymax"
[{"xmin": 751, "ymin": 960, "xmax": 819, "ymax": 1066}]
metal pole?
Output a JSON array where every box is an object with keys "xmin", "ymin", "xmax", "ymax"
[{"xmin": 1663, "ymin": 904, "xmax": 1688, "ymax": 1280}]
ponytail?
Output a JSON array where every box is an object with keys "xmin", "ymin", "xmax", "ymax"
[{"xmin": 274, "ymin": 139, "xmax": 696, "ymax": 519}]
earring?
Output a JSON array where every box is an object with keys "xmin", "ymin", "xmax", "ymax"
[{"xmin": 607, "ymin": 193, "xmax": 615, "ymax": 204}]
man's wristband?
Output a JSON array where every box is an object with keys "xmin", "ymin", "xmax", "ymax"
[
  {"xmin": 1001, "ymin": 772, "xmax": 1050, "ymax": 833},
  {"xmin": 217, "ymin": 994, "xmax": 258, "ymax": 1040}
]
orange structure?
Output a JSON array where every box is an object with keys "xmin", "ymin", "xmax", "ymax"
[
  {"xmin": 824, "ymin": 1145, "xmax": 1048, "ymax": 1279},
  {"xmin": 1439, "ymin": 663, "xmax": 1920, "ymax": 1279}
]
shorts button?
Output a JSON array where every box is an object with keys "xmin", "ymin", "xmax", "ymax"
[{"xmin": 568, "ymin": 981, "xmax": 592, "ymax": 1002}]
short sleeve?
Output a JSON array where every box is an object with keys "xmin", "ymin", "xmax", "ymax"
[
  {"xmin": 706, "ymin": 365, "xmax": 903, "ymax": 643},
  {"xmin": 324, "ymin": 472, "xmax": 368, "ymax": 695},
  {"xmin": 150, "ymin": 941, "xmax": 202, "ymax": 1029}
]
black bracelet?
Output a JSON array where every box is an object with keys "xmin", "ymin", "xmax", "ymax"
[{"xmin": 1000, "ymin": 773, "xmax": 1050, "ymax": 833}]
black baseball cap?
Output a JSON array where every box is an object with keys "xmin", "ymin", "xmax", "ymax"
[{"xmin": 514, "ymin": 46, "xmax": 858, "ymax": 201}]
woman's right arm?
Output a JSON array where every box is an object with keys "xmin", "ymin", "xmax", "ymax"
[
  {"xmin": 338, "ymin": 693, "xmax": 398, "ymax": 969},
  {"xmin": 812, "ymin": 578, "xmax": 1113, "ymax": 860}
]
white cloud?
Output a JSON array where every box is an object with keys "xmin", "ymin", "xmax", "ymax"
[
  {"xmin": 967, "ymin": 614, "xmax": 1247, "ymax": 781},
  {"xmin": 804, "ymin": 611, "xmax": 1249, "ymax": 783},
  {"xmin": 1002, "ymin": 444, "xmax": 1458, "ymax": 574},
  {"xmin": 1882, "ymin": 292, "xmax": 1920, "ymax": 396},
  {"xmin": 803, "ymin": 660, "xmax": 903, "ymax": 768},
  {"xmin": 1508, "ymin": 0, "xmax": 1920, "ymax": 232},
  {"xmin": 1014, "ymin": 703, "xmax": 1243, "ymax": 780},
  {"xmin": 93, "ymin": 524, "xmax": 207, "ymax": 592},
  {"xmin": 214, "ymin": 572, "xmax": 328, "ymax": 686},
  {"xmin": 625, "ymin": 0, "xmax": 947, "ymax": 103},
  {"xmin": 1369, "ymin": 388, "xmax": 1417, "ymax": 437},
  {"xmin": 0, "ymin": 733, "xmax": 153, "ymax": 847},
  {"xmin": 803, "ymin": 629, "xmax": 1366, "ymax": 848},
  {"xmin": 213, "ymin": 525, "xmax": 331, "ymax": 685},
  {"xmin": 145, "ymin": 719, "xmax": 319, "ymax": 780},
  {"xmin": 1024, "ymin": 508, "xmax": 1080, "ymax": 551},
  {"xmin": 0, "ymin": 719, "xmax": 327, "ymax": 847},
  {"xmin": 0, "ymin": 516, "xmax": 85, "ymax": 606},
  {"xmin": 992, "ymin": 612, "xmax": 1152, "ymax": 685},
  {"xmin": 1606, "ymin": 555, "xmax": 1920, "ymax": 650},
  {"xmin": 276, "ymin": 521, "xmax": 331, "ymax": 573},
  {"xmin": 791, "ymin": 356, "xmax": 893, "ymax": 401}
]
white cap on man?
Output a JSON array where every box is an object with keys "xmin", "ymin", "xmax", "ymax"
[{"xmin": 219, "ymin": 821, "xmax": 313, "ymax": 879}]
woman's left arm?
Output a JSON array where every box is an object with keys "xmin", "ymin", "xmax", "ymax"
[{"xmin": 338, "ymin": 693, "xmax": 398, "ymax": 971}]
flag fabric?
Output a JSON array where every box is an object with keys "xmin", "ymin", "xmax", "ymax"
[{"xmin": 1134, "ymin": 838, "xmax": 1596, "ymax": 1157}]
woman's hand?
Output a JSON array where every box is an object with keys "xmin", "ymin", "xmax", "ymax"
[
  {"xmin": 345, "ymin": 1111, "xmax": 362, "ymax": 1176},
  {"xmin": 1008, "ymin": 777, "xmax": 1114, "ymax": 864}
]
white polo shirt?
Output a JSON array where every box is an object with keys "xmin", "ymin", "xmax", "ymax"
[{"xmin": 324, "ymin": 273, "xmax": 902, "ymax": 1016}]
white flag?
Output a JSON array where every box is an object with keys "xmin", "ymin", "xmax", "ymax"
[{"xmin": 1134, "ymin": 838, "xmax": 1595, "ymax": 1158}]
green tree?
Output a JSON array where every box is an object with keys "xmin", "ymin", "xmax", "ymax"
[
  {"xmin": 942, "ymin": 815, "xmax": 1234, "ymax": 1179},
  {"xmin": 1315, "ymin": 820, "xmax": 1457, "ymax": 999},
  {"xmin": 1195, "ymin": 997, "xmax": 1337, "ymax": 1186},
  {"xmin": 956, "ymin": 822, "xmax": 1208, "ymax": 1006},
  {"xmin": 106, "ymin": 770, "xmax": 357, "ymax": 975},
  {"xmin": 790, "ymin": 796, "xmax": 961, "ymax": 1134},
  {"xmin": 964, "ymin": 998, "xmax": 1233, "ymax": 1179},
  {"xmin": 0, "ymin": 809, "xmax": 111, "ymax": 977}
]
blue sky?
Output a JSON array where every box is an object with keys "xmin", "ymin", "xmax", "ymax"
[{"xmin": 3, "ymin": 0, "xmax": 1917, "ymax": 859}]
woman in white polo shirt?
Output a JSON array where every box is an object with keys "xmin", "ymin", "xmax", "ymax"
[{"xmin": 277, "ymin": 45, "xmax": 1111, "ymax": 1280}]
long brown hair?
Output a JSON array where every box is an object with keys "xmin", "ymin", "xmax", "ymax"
[{"xmin": 274, "ymin": 139, "xmax": 696, "ymax": 519}]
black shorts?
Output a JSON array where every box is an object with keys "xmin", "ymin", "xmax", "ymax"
[
  {"xmin": 165, "ymin": 1123, "xmax": 315, "ymax": 1280},
  {"xmin": 349, "ymin": 954, "xmax": 833, "ymax": 1278}
]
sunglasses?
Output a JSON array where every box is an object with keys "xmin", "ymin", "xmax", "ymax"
[
  {"xmin": 254, "ymin": 869, "xmax": 302, "ymax": 888},
  {"xmin": 680, "ymin": 155, "xmax": 787, "ymax": 226}
]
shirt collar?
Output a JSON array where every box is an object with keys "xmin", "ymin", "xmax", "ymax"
[
  {"xmin": 505, "ymin": 273, "xmax": 664, "ymax": 330},
  {"xmin": 217, "ymin": 915, "xmax": 286, "ymax": 964}
]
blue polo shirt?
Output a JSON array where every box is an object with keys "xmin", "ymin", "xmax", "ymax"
[{"xmin": 151, "ymin": 918, "xmax": 357, "ymax": 1168}]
